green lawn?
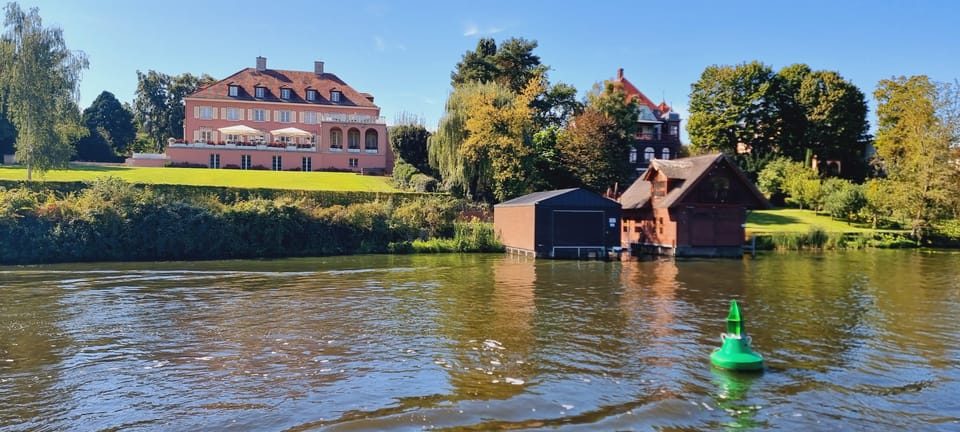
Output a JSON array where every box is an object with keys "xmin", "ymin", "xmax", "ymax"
[
  {"xmin": 746, "ymin": 208, "xmax": 889, "ymax": 234},
  {"xmin": 0, "ymin": 164, "xmax": 400, "ymax": 192}
]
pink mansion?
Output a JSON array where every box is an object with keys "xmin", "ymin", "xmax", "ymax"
[{"xmin": 159, "ymin": 57, "xmax": 392, "ymax": 173}]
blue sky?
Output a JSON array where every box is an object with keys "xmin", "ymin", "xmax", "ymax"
[{"xmin": 16, "ymin": 0, "xmax": 960, "ymax": 138}]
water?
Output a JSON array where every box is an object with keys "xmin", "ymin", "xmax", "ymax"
[{"xmin": 1, "ymin": 250, "xmax": 959, "ymax": 431}]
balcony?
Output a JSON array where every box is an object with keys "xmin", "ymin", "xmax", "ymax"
[
  {"xmin": 320, "ymin": 113, "xmax": 386, "ymax": 124},
  {"xmin": 168, "ymin": 139, "xmax": 317, "ymax": 151}
]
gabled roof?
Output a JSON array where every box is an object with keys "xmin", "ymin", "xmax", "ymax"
[
  {"xmin": 615, "ymin": 68, "xmax": 672, "ymax": 118},
  {"xmin": 188, "ymin": 67, "xmax": 377, "ymax": 108},
  {"xmin": 496, "ymin": 188, "xmax": 620, "ymax": 208},
  {"xmin": 619, "ymin": 153, "xmax": 771, "ymax": 210}
]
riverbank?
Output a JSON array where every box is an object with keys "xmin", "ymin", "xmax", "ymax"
[
  {"xmin": 746, "ymin": 208, "xmax": 960, "ymax": 249},
  {"xmin": 0, "ymin": 177, "xmax": 499, "ymax": 265}
]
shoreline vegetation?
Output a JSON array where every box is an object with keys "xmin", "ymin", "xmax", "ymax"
[
  {"xmin": 0, "ymin": 177, "xmax": 500, "ymax": 265},
  {"xmin": 1, "ymin": 176, "xmax": 958, "ymax": 265}
]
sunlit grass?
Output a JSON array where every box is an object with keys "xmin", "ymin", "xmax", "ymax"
[
  {"xmin": 747, "ymin": 208, "xmax": 898, "ymax": 234},
  {"xmin": 0, "ymin": 164, "xmax": 399, "ymax": 192}
]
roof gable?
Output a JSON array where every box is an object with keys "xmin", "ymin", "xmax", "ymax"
[
  {"xmin": 188, "ymin": 67, "xmax": 377, "ymax": 108},
  {"xmin": 620, "ymin": 153, "xmax": 771, "ymax": 210}
]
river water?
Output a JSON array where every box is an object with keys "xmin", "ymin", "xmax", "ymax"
[{"xmin": 1, "ymin": 250, "xmax": 959, "ymax": 431}]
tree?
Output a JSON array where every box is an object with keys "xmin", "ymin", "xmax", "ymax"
[
  {"xmin": 133, "ymin": 70, "xmax": 214, "ymax": 152},
  {"xmin": 435, "ymin": 36, "xmax": 578, "ymax": 201},
  {"xmin": 687, "ymin": 62, "xmax": 870, "ymax": 180},
  {"xmin": 451, "ymin": 37, "xmax": 544, "ymax": 94},
  {"xmin": 822, "ymin": 178, "xmax": 865, "ymax": 222},
  {"xmin": 791, "ymin": 69, "xmax": 870, "ymax": 180},
  {"xmin": 756, "ymin": 157, "xmax": 793, "ymax": 206},
  {"xmin": 874, "ymin": 76, "xmax": 957, "ymax": 241},
  {"xmin": 76, "ymin": 90, "xmax": 135, "ymax": 161},
  {"xmin": 389, "ymin": 123, "xmax": 431, "ymax": 175},
  {"xmin": 557, "ymin": 110, "xmax": 627, "ymax": 193},
  {"xmin": 460, "ymin": 76, "xmax": 543, "ymax": 201},
  {"xmin": 0, "ymin": 2, "xmax": 88, "ymax": 179},
  {"xmin": 687, "ymin": 61, "xmax": 780, "ymax": 163},
  {"xmin": 0, "ymin": 111, "xmax": 14, "ymax": 157}
]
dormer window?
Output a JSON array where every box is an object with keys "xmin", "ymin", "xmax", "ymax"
[
  {"xmin": 306, "ymin": 89, "xmax": 317, "ymax": 101},
  {"xmin": 280, "ymin": 88, "xmax": 291, "ymax": 100},
  {"xmin": 331, "ymin": 90, "xmax": 341, "ymax": 103},
  {"xmin": 255, "ymin": 86, "xmax": 265, "ymax": 98},
  {"xmin": 228, "ymin": 85, "xmax": 239, "ymax": 97}
]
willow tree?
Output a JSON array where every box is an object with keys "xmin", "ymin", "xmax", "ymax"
[
  {"xmin": 430, "ymin": 77, "xmax": 543, "ymax": 202},
  {"xmin": 874, "ymin": 76, "xmax": 957, "ymax": 241},
  {"xmin": 0, "ymin": 3, "xmax": 88, "ymax": 179}
]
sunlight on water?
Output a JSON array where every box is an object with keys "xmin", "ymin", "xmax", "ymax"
[{"xmin": 1, "ymin": 251, "xmax": 959, "ymax": 430}]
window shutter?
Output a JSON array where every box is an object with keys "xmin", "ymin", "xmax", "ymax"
[
  {"xmin": 265, "ymin": 110, "xmax": 271, "ymax": 122},
  {"xmin": 212, "ymin": 108, "xmax": 218, "ymax": 119},
  {"xmin": 193, "ymin": 130, "xmax": 200, "ymax": 141},
  {"xmin": 273, "ymin": 110, "xmax": 279, "ymax": 122},
  {"xmin": 221, "ymin": 108, "xmax": 227, "ymax": 119},
  {"xmin": 238, "ymin": 108, "xmax": 244, "ymax": 121},
  {"xmin": 299, "ymin": 111, "xmax": 304, "ymax": 123},
  {"xmin": 194, "ymin": 106, "xmax": 199, "ymax": 119}
]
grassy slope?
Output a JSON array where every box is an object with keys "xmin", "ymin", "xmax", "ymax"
[
  {"xmin": 747, "ymin": 208, "xmax": 891, "ymax": 234},
  {"xmin": 0, "ymin": 164, "xmax": 399, "ymax": 192}
]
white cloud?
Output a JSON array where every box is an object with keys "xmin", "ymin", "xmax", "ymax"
[{"xmin": 463, "ymin": 22, "xmax": 503, "ymax": 37}]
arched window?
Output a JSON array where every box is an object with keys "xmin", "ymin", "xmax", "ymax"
[
  {"xmin": 329, "ymin": 128, "xmax": 343, "ymax": 150},
  {"xmin": 364, "ymin": 130, "xmax": 378, "ymax": 151},
  {"xmin": 644, "ymin": 147, "xmax": 655, "ymax": 161},
  {"xmin": 661, "ymin": 148, "xmax": 671, "ymax": 160},
  {"xmin": 348, "ymin": 129, "xmax": 361, "ymax": 151}
]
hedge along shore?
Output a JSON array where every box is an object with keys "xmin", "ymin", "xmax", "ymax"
[{"xmin": 0, "ymin": 177, "xmax": 500, "ymax": 265}]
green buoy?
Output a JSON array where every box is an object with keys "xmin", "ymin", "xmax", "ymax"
[{"xmin": 710, "ymin": 300, "xmax": 764, "ymax": 372}]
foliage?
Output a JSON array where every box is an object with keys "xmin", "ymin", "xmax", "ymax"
[
  {"xmin": 687, "ymin": 61, "xmax": 780, "ymax": 165},
  {"xmin": 435, "ymin": 36, "xmax": 581, "ymax": 201},
  {"xmin": 686, "ymin": 61, "xmax": 870, "ymax": 180},
  {"xmin": 461, "ymin": 76, "xmax": 543, "ymax": 201},
  {"xmin": 0, "ymin": 179, "xmax": 472, "ymax": 264},
  {"xmin": 779, "ymin": 65, "xmax": 871, "ymax": 180},
  {"xmin": 411, "ymin": 219, "xmax": 502, "ymax": 253},
  {"xmin": 76, "ymin": 91, "xmax": 135, "ymax": 161},
  {"xmin": 780, "ymin": 159, "xmax": 820, "ymax": 210},
  {"xmin": 873, "ymin": 76, "xmax": 957, "ymax": 242},
  {"xmin": 557, "ymin": 110, "xmax": 627, "ymax": 193},
  {"xmin": 0, "ymin": 113, "xmax": 14, "ymax": 156},
  {"xmin": 451, "ymin": 37, "xmax": 544, "ymax": 94},
  {"xmin": 756, "ymin": 157, "xmax": 792, "ymax": 205},
  {"xmin": 134, "ymin": 70, "xmax": 215, "ymax": 152},
  {"xmin": 0, "ymin": 2, "xmax": 88, "ymax": 179},
  {"xmin": 821, "ymin": 178, "xmax": 866, "ymax": 222},
  {"xmin": 389, "ymin": 123, "xmax": 431, "ymax": 175}
]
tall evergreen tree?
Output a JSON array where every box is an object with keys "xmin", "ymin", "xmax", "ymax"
[
  {"xmin": 0, "ymin": 2, "xmax": 88, "ymax": 179},
  {"xmin": 76, "ymin": 90, "xmax": 135, "ymax": 161}
]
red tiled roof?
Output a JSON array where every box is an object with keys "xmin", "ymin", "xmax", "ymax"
[
  {"xmin": 615, "ymin": 69, "xmax": 671, "ymax": 116},
  {"xmin": 188, "ymin": 67, "xmax": 377, "ymax": 108}
]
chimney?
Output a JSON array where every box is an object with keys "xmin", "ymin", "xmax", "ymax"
[
  {"xmin": 314, "ymin": 61, "xmax": 324, "ymax": 76},
  {"xmin": 256, "ymin": 56, "xmax": 267, "ymax": 72},
  {"xmin": 617, "ymin": 68, "xmax": 624, "ymax": 80}
]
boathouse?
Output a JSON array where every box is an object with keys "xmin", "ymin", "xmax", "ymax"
[
  {"xmin": 494, "ymin": 188, "xmax": 621, "ymax": 259},
  {"xmin": 619, "ymin": 153, "xmax": 771, "ymax": 257}
]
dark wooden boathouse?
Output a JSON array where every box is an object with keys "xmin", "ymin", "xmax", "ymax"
[{"xmin": 494, "ymin": 188, "xmax": 621, "ymax": 259}]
